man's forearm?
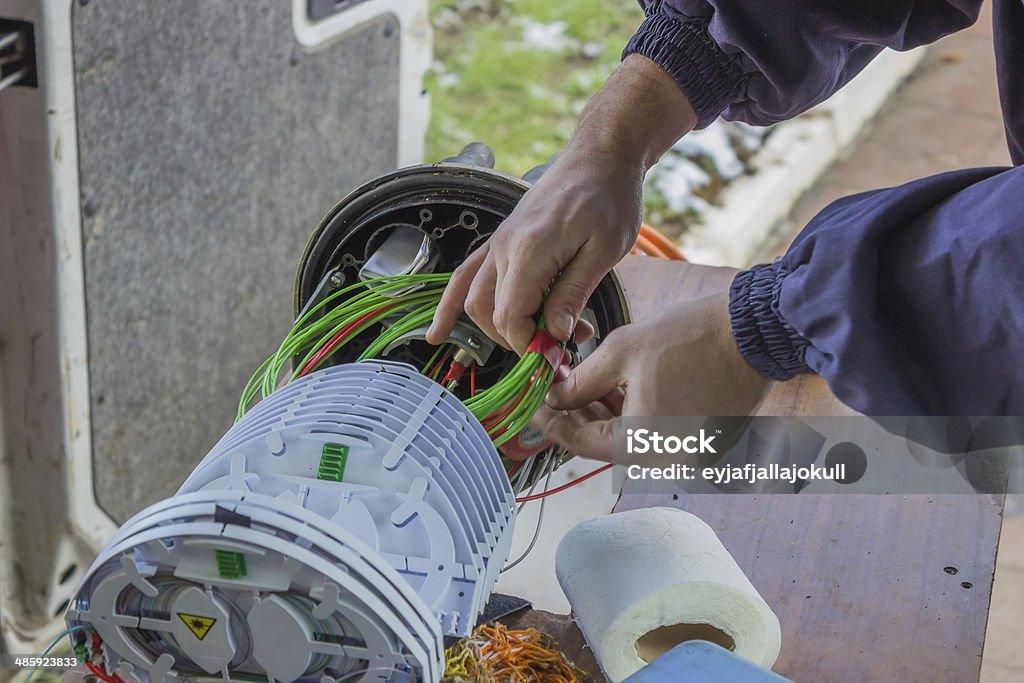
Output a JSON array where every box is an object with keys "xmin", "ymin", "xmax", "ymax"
[
  {"xmin": 568, "ymin": 54, "xmax": 698, "ymax": 172},
  {"xmin": 730, "ymin": 165, "xmax": 1024, "ymax": 415}
]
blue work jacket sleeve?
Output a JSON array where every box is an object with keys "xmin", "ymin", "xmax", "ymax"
[
  {"xmin": 624, "ymin": 0, "xmax": 981, "ymax": 127},
  {"xmin": 729, "ymin": 166, "xmax": 1024, "ymax": 415}
]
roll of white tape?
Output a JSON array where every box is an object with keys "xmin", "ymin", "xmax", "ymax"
[{"xmin": 556, "ymin": 507, "xmax": 781, "ymax": 682}]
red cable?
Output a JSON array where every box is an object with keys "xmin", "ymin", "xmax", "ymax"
[
  {"xmin": 515, "ymin": 463, "xmax": 614, "ymax": 503},
  {"xmin": 86, "ymin": 634, "xmax": 127, "ymax": 683},
  {"xmin": 482, "ymin": 391, "xmax": 519, "ymax": 427},
  {"xmin": 86, "ymin": 661, "xmax": 120, "ymax": 683},
  {"xmin": 482, "ymin": 385, "xmax": 529, "ymax": 433},
  {"xmin": 442, "ymin": 361, "xmax": 468, "ymax": 385},
  {"xmin": 483, "ymin": 365, "xmax": 546, "ymax": 436},
  {"xmin": 470, "ymin": 363, "xmax": 477, "ymax": 397},
  {"xmin": 429, "ymin": 349, "xmax": 454, "ymax": 380},
  {"xmin": 300, "ymin": 316, "xmax": 370, "ymax": 376},
  {"xmin": 299, "ymin": 304, "xmax": 397, "ymax": 377}
]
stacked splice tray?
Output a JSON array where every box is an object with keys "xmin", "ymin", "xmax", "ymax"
[{"xmin": 66, "ymin": 361, "xmax": 517, "ymax": 682}]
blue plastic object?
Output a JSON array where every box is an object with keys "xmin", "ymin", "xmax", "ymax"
[{"xmin": 622, "ymin": 641, "xmax": 793, "ymax": 683}]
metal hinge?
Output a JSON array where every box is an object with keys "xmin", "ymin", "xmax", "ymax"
[{"xmin": 0, "ymin": 19, "xmax": 36, "ymax": 93}]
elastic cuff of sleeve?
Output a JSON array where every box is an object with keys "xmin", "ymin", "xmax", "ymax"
[
  {"xmin": 729, "ymin": 262, "xmax": 811, "ymax": 381},
  {"xmin": 622, "ymin": 10, "xmax": 747, "ymax": 128}
]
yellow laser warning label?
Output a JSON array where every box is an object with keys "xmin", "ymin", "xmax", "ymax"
[{"xmin": 177, "ymin": 612, "xmax": 216, "ymax": 640}]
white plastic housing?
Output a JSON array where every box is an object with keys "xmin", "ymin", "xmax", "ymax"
[{"xmin": 66, "ymin": 361, "xmax": 517, "ymax": 682}]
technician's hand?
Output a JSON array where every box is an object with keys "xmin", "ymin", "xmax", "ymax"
[
  {"xmin": 425, "ymin": 55, "xmax": 698, "ymax": 354},
  {"xmin": 542, "ymin": 292, "xmax": 771, "ymax": 460},
  {"xmin": 427, "ymin": 147, "xmax": 643, "ymax": 354}
]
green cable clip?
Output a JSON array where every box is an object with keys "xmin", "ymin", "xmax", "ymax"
[
  {"xmin": 317, "ymin": 443, "xmax": 349, "ymax": 482},
  {"xmin": 214, "ymin": 550, "xmax": 247, "ymax": 579}
]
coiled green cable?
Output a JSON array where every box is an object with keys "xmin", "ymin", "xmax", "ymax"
[{"xmin": 237, "ymin": 273, "xmax": 561, "ymax": 449}]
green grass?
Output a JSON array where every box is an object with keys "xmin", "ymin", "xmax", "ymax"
[
  {"xmin": 426, "ymin": 0, "xmax": 644, "ymax": 175},
  {"xmin": 423, "ymin": 0, "xmax": 753, "ymax": 238}
]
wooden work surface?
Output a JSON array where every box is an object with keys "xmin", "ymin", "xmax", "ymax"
[{"xmin": 507, "ymin": 256, "xmax": 1003, "ymax": 683}]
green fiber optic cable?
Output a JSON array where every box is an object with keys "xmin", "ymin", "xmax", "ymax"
[
  {"xmin": 422, "ymin": 344, "xmax": 446, "ymax": 374},
  {"xmin": 237, "ymin": 275, "xmax": 450, "ymax": 417},
  {"xmin": 236, "ymin": 272, "xmax": 564, "ymax": 450}
]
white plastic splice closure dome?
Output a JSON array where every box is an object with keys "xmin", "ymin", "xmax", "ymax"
[{"xmin": 65, "ymin": 361, "xmax": 517, "ymax": 683}]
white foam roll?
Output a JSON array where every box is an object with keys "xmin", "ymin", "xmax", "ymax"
[{"xmin": 555, "ymin": 507, "xmax": 781, "ymax": 682}]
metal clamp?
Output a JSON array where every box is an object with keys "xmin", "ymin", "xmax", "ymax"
[{"xmin": 382, "ymin": 317, "xmax": 496, "ymax": 367}]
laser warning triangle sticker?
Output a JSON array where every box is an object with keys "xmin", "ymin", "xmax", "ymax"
[{"xmin": 177, "ymin": 612, "xmax": 216, "ymax": 640}]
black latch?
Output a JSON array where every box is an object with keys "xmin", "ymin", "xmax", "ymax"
[
  {"xmin": 307, "ymin": 0, "xmax": 373, "ymax": 23},
  {"xmin": 0, "ymin": 18, "xmax": 37, "ymax": 92}
]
